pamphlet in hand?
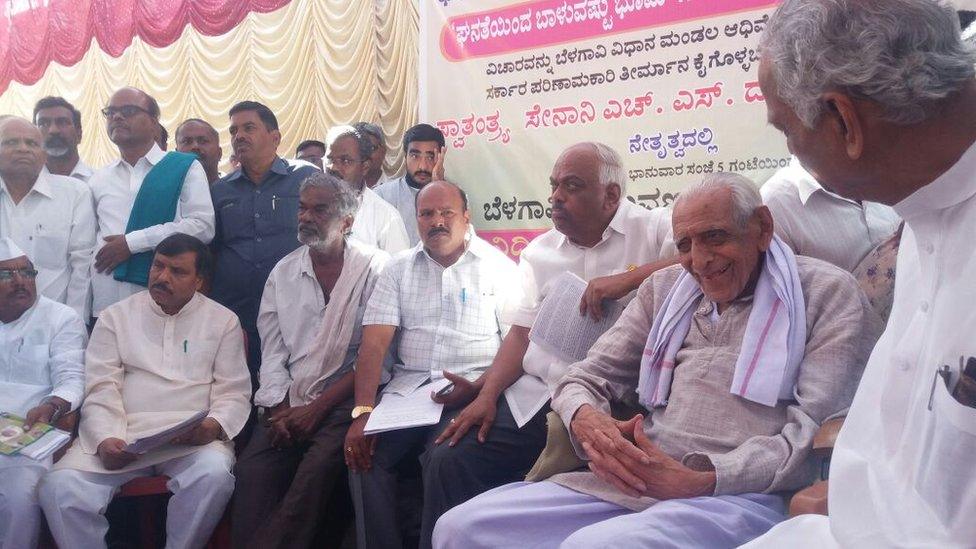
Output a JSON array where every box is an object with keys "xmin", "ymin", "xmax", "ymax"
[
  {"xmin": 0, "ymin": 412, "xmax": 71, "ymax": 461},
  {"xmin": 364, "ymin": 378, "xmax": 452, "ymax": 435},
  {"xmin": 528, "ymin": 271, "xmax": 625, "ymax": 364},
  {"xmin": 125, "ymin": 410, "xmax": 209, "ymax": 455}
]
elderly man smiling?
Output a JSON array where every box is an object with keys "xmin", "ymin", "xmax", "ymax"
[{"xmin": 433, "ymin": 173, "xmax": 882, "ymax": 549}]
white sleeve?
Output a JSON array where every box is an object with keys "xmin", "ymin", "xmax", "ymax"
[{"xmin": 124, "ymin": 161, "xmax": 216, "ymax": 252}]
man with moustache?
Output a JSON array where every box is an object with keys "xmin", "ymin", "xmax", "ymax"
[
  {"xmin": 325, "ymin": 125, "xmax": 409, "ymax": 253},
  {"xmin": 0, "ymin": 238, "xmax": 86, "ymax": 549},
  {"xmin": 176, "ymin": 118, "xmax": 223, "ymax": 185},
  {"xmin": 353, "ymin": 122, "xmax": 390, "ymax": 189},
  {"xmin": 374, "ymin": 124, "xmax": 446, "ymax": 246},
  {"xmin": 233, "ymin": 173, "xmax": 388, "ymax": 549},
  {"xmin": 344, "ymin": 180, "xmax": 521, "ymax": 549},
  {"xmin": 0, "ymin": 117, "xmax": 96, "ymax": 320},
  {"xmin": 88, "ymin": 87, "xmax": 214, "ymax": 318},
  {"xmin": 210, "ymin": 101, "xmax": 319, "ymax": 376},
  {"xmin": 40, "ymin": 233, "xmax": 251, "ymax": 549},
  {"xmin": 33, "ymin": 96, "xmax": 93, "ymax": 183}
]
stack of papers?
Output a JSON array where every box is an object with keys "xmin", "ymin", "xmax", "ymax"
[
  {"xmin": 125, "ymin": 410, "xmax": 209, "ymax": 454},
  {"xmin": 364, "ymin": 378, "xmax": 451, "ymax": 435},
  {"xmin": 0, "ymin": 412, "xmax": 71, "ymax": 461}
]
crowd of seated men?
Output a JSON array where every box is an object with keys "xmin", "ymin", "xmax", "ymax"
[{"xmin": 2, "ymin": 1, "xmax": 974, "ymax": 548}]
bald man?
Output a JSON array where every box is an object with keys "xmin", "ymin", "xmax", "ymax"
[{"xmin": 0, "ymin": 117, "xmax": 95, "ymax": 320}]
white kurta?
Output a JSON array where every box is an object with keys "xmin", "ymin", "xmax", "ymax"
[
  {"xmin": 56, "ymin": 291, "xmax": 251, "ymax": 474},
  {"xmin": 350, "ymin": 187, "xmax": 410, "ymax": 254},
  {"xmin": 374, "ymin": 176, "xmax": 421, "ymax": 245},
  {"xmin": 0, "ymin": 173, "xmax": 96, "ymax": 320},
  {"xmin": 89, "ymin": 144, "xmax": 215, "ymax": 315},
  {"xmin": 41, "ymin": 159, "xmax": 94, "ymax": 184},
  {"xmin": 745, "ymin": 142, "xmax": 976, "ymax": 547}
]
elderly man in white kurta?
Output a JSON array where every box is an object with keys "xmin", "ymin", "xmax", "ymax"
[
  {"xmin": 435, "ymin": 174, "xmax": 881, "ymax": 549},
  {"xmin": 0, "ymin": 117, "xmax": 96, "ymax": 320},
  {"xmin": 39, "ymin": 233, "xmax": 251, "ymax": 549},
  {"xmin": 761, "ymin": 157, "xmax": 900, "ymax": 272},
  {"xmin": 744, "ymin": 1, "xmax": 976, "ymax": 547},
  {"xmin": 0, "ymin": 238, "xmax": 86, "ymax": 549}
]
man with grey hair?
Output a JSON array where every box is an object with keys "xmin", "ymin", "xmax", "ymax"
[
  {"xmin": 746, "ymin": 0, "xmax": 976, "ymax": 547},
  {"xmin": 325, "ymin": 124, "xmax": 409, "ymax": 253},
  {"xmin": 232, "ymin": 172, "xmax": 389, "ymax": 548},
  {"xmin": 353, "ymin": 122, "xmax": 390, "ymax": 189},
  {"xmin": 434, "ymin": 173, "xmax": 881, "ymax": 548}
]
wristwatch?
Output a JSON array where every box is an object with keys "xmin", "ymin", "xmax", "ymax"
[
  {"xmin": 41, "ymin": 397, "xmax": 68, "ymax": 424},
  {"xmin": 351, "ymin": 405, "xmax": 374, "ymax": 419}
]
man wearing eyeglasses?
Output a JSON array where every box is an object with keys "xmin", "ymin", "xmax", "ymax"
[
  {"xmin": 32, "ymin": 96, "xmax": 94, "ymax": 183},
  {"xmin": 374, "ymin": 123, "xmax": 446, "ymax": 246},
  {"xmin": 88, "ymin": 87, "xmax": 215, "ymax": 319},
  {"xmin": 0, "ymin": 117, "xmax": 96, "ymax": 321},
  {"xmin": 325, "ymin": 125, "xmax": 409, "ymax": 254},
  {"xmin": 0, "ymin": 237, "xmax": 87, "ymax": 549}
]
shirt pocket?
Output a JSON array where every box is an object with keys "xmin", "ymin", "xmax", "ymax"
[
  {"xmin": 10, "ymin": 343, "xmax": 50, "ymax": 386},
  {"xmin": 180, "ymin": 339, "xmax": 219, "ymax": 383},
  {"xmin": 461, "ymin": 289, "xmax": 499, "ymax": 336},
  {"xmin": 217, "ymin": 199, "xmax": 251, "ymax": 241},
  {"xmin": 32, "ymin": 225, "xmax": 69, "ymax": 270},
  {"xmin": 912, "ymin": 375, "xmax": 976, "ymax": 526}
]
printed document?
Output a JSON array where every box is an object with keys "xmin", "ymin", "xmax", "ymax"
[{"xmin": 365, "ymin": 378, "xmax": 452, "ymax": 435}]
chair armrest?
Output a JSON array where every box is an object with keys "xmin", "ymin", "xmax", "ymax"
[
  {"xmin": 812, "ymin": 416, "xmax": 845, "ymax": 459},
  {"xmin": 789, "ymin": 480, "xmax": 828, "ymax": 517}
]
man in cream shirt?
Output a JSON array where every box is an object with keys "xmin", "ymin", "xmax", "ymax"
[
  {"xmin": 40, "ymin": 233, "xmax": 251, "ymax": 548},
  {"xmin": 0, "ymin": 238, "xmax": 86, "ymax": 549},
  {"xmin": 0, "ymin": 117, "xmax": 95, "ymax": 320},
  {"xmin": 89, "ymin": 87, "xmax": 214, "ymax": 317},
  {"xmin": 747, "ymin": 0, "xmax": 976, "ymax": 546}
]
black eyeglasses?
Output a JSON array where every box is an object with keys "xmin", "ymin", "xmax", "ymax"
[
  {"xmin": 101, "ymin": 105, "xmax": 152, "ymax": 119},
  {"xmin": 0, "ymin": 268, "xmax": 38, "ymax": 281}
]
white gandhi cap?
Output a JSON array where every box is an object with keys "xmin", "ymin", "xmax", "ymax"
[{"xmin": 0, "ymin": 237, "xmax": 27, "ymax": 262}]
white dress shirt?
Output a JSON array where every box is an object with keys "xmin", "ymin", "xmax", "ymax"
[
  {"xmin": 762, "ymin": 157, "xmax": 901, "ymax": 271},
  {"xmin": 351, "ymin": 187, "xmax": 410, "ymax": 254},
  {"xmin": 253, "ymin": 243, "xmax": 386, "ymax": 407},
  {"xmin": 41, "ymin": 159, "xmax": 94, "ymax": 183},
  {"xmin": 363, "ymin": 232, "xmax": 521, "ymax": 390},
  {"xmin": 503, "ymin": 200, "xmax": 675, "ymax": 426},
  {"xmin": 374, "ymin": 176, "xmax": 421, "ymax": 245},
  {"xmin": 88, "ymin": 144, "xmax": 215, "ymax": 315},
  {"xmin": 745, "ymin": 141, "xmax": 976, "ymax": 548},
  {"xmin": 0, "ymin": 296, "xmax": 86, "ymax": 416},
  {"xmin": 0, "ymin": 173, "xmax": 96, "ymax": 320}
]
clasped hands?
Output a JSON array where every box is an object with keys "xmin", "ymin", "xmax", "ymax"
[
  {"xmin": 570, "ymin": 405, "xmax": 715, "ymax": 500},
  {"xmin": 267, "ymin": 400, "xmax": 328, "ymax": 448}
]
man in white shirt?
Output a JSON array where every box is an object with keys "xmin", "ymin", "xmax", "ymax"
[
  {"xmin": 88, "ymin": 87, "xmax": 215, "ymax": 317},
  {"xmin": 232, "ymin": 174, "xmax": 388, "ymax": 548},
  {"xmin": 0, "ymin": 117, "xmax": 95, "ymax": 320},
  {"xmin": 762, "ymin": 156, "xmax": 900, "ymax": 271},
  {"xmin": 325, "ymin": 125, "xmax": 409, "ymax": 254},
  {"xmin": 40, "ymin": 233, "xmax": 251, "ymax": 549},
  {"xmin": 0, "ymin": 238, "xmax": 86, "ymax": 549},
  {"xmin": 745, "ymin": 1, "xmax": 976, "ymax": 547},
  {"xmin": 344, "ymin": 181, "xmax": 521, "ymax": 549},
  {"xmin": 354, "ymin": 122, "xmax": 391, "ymax": 189},
  {"xmin": 374, "ymin": 123, "xmax": 446, "ymax": 246},
  {"xmin": 33, "ymin": 96, "xmax": 94, "ymax": 183}
]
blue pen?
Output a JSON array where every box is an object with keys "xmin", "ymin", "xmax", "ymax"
[
  {"xmin": 461, "ymin": 288, "xmax": 466, "ymax": 303},
  {"xmin": 183, "ymin": 340, "xmax": 188, "ymax": 353}
]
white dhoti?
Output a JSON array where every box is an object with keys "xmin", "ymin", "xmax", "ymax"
[
  {"xmin": 432, "ymin": 481, "xmax": 787, "ymax": 549},
  {"xmin": 0, "ymin": 455, "xmax": 50, "ymax": 549},
  {"xmin": 39, "ymin": 447, "xmax": 234, "ymax": 549},
  {"xmin": 738, "ymin": 514, "xmax": 839, "ymax": 549}
]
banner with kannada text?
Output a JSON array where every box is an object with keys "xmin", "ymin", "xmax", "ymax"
[{"xmin": 420, "ymin": 0, "xmax": 790, "ymax": 258}]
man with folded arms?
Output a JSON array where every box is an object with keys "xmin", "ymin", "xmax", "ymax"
[
  {"xmin": 435, "ymin": 173, "xmax": 881, "ymax": 548},
  {"xmin": 344, "ymin": 180, "xmax": 521, "ymax": 549},
  {"xmin": 0, "ymin": 238, "xmax": 86, "ymax": 549},
  {"xmin": 39, "ymin": 233, "xmax": 251, "ymax": 549},
  {"xmin": 0, "ymin": 117, "xmax": 96, "ymax": 321},
  {"xmin": 232, "ymin": 174, "xmax": 388, "ymax": 548}
]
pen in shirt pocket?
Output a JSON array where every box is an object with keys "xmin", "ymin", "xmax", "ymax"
[{"xmin": 460, "ymin": 288, "xmax": 467, "ymax": 303}]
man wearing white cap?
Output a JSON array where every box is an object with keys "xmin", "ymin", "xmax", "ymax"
[
  {"xmin": 0, "ymin": 117, "xmax": 96, "ymax": 321},
  {"xmin": 0, "ymin": 237, "xmax": 87, "ymax": 549}
]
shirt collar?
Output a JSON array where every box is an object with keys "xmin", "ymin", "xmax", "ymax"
[
  {"xmin": 147, "ymin": 290, "xmax": 204, "ymax": 318},
  {"xmin": 72, "ymin": 159, "xmax": 94, "ymax": 179},
  {"xmin": 113, "ymin": 142, "xmax": 164, "ymax": 169},
  {"xmin": 415, "ymin": 226, "xmax": 479, "ymax": 265},
  {"xmin": 555, "ymin": 198, "xmax": 632, "ymax": 250},
  {"xmin": 894, "ymin": 139, "xmax": 976, "ymax": 219},
  {"xmin": 0, "ymin": 172, "xmax": 54, "ymax": 200},
  {"xmin": 298, "ymin": 246, "xmax": 314, "ymax": 277},
  {"xmin": 225, "ymin": 156, "xmax": 289, "ymax": 182},
  {"xmin": 0, "ymin": 296, "xmax": 40, "ymax": 328}
]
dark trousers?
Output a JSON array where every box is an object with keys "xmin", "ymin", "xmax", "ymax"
[
  {"xmin": 232, "ymin": 399, "xmax": 354, "ymax": 549},
  {"xmin": 350, "ymin": 396, "xmax": 548, "ymax": 549}
]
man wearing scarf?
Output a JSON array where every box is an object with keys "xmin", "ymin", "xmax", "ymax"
[
  {"xmin": 434, "ymin": 173, "xmax": 881, "ymax": 548},
  {"xmin": 232, "ymin": 173, "xmax": 388, "ymax": 549}
]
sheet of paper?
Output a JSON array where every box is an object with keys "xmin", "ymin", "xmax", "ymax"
[
  {"xmin": 364, "ymin": 378, "xmax": 451, "ymax": 435},
  {"xmin": 529, "ymin": 271, "xmax": 624, "ymax": 364},
  {"xmin": 125, "ymin": 410, "xmax": 209, "ymax": 455}
]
